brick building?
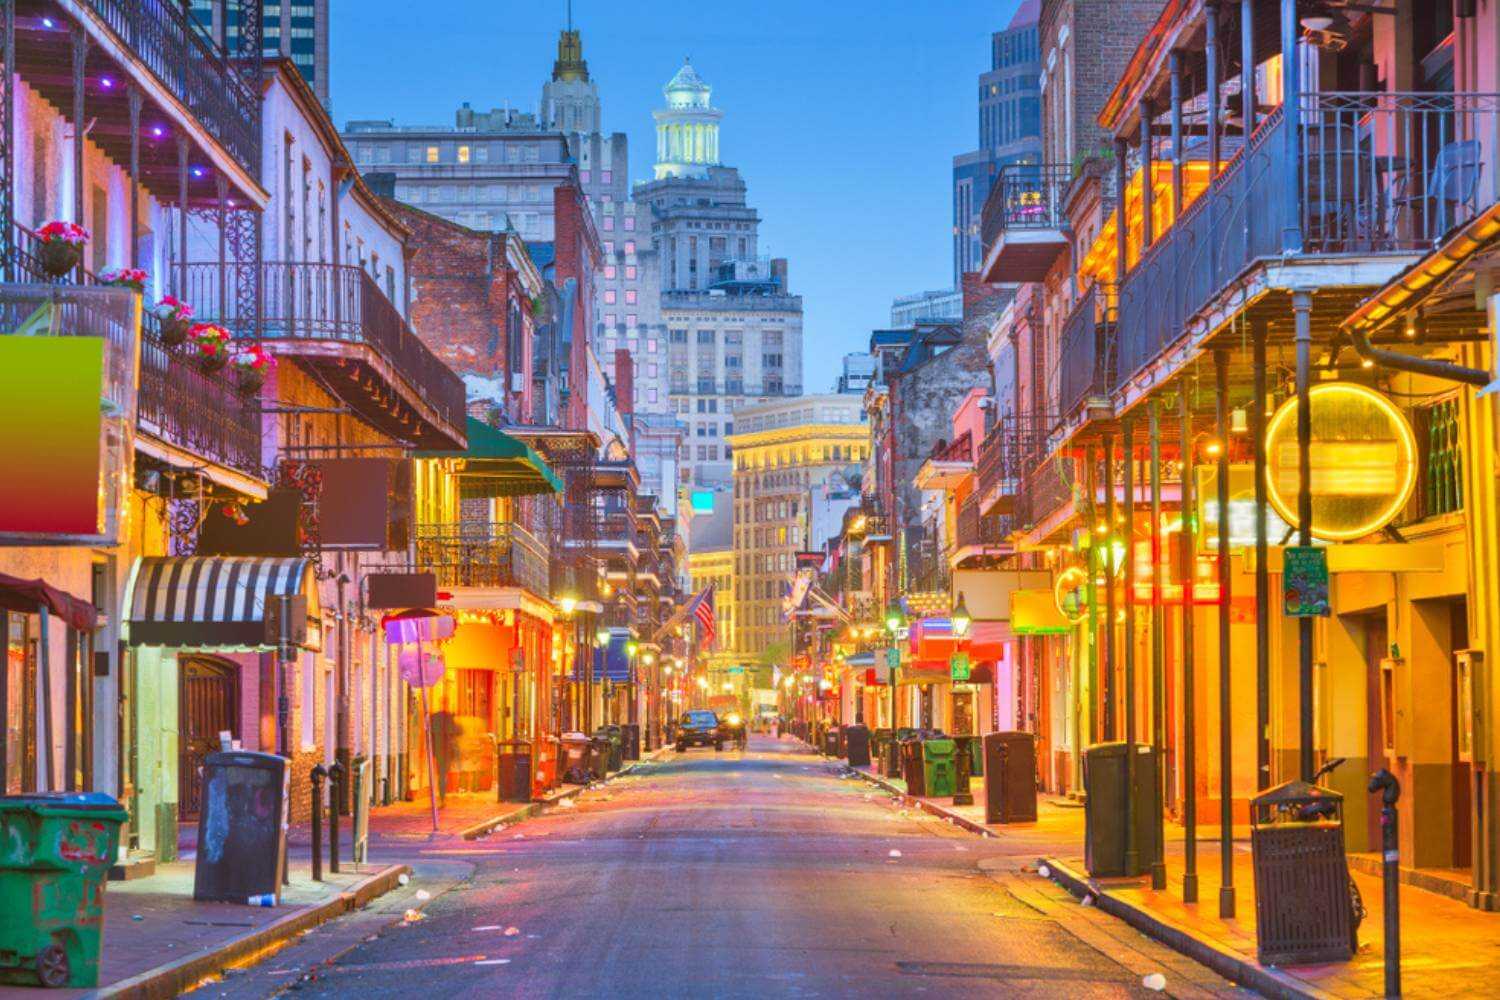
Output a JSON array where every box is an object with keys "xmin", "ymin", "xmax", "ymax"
[{"xmin": 551, "ymin": 181, "xmax": 604, "ymax": 432}]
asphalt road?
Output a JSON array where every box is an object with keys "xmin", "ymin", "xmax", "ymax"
[{"xmin": 254, "ymin": 736, "xmax": 1239, "ymax": 999}]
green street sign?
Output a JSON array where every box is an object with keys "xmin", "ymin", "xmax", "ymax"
[
  {"xmin": 1284, "ymin": 545, "xmax": 1330, "ymax": 617},
  {"xmin": 728, "ymin": 666, "xmax": 745, "ymax": 674},
  {"xmin": 885, "ymin": 647, "xmax": 900, "ymax": 668},
  {"xmin": 950, "ymin": 652, "xmax": 971, "ymax": 682}
]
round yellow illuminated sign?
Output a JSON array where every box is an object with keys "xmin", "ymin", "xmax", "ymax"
[
  {"xmin": 1264, "ymin": 383, "xmax": 1418, "ymax": 542},
  {"xmin": 1054, "ymin": 566, "xmax": 1089, "ymax": 624}
]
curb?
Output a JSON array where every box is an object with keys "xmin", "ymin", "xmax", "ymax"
[
  {"xmin": 842, "ymin": 759, "xmax": 998, "ymax": 838},
  {"xmin": 457, "ymin": 747, "xmax": 670, "ymax": 841},
  {"xmin": 96, "ymin": 864, "xmax": 410, "ymax": 1000},
  {"xmin": 1038, "ymin": 856, "xmax": 1332, "ymax": 1000}
]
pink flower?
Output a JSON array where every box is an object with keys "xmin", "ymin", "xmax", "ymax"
[
  {"xmin": 150, "ymin": 295, "xmax": 194, "ymax": 321},
  {"xmin": 231, "ymin": 343, "xmax": 277, "ymax": 371},
  {"xmin": 36, "ymin": 220, "xmax": 89, "ymax": 245},
  {"xmin": 100, "ymin": 267, "xmax": 148, "ymax": 292},
  {"xmin": 187, "ymin": 323, "xmax": 232, "ymax": 356}
]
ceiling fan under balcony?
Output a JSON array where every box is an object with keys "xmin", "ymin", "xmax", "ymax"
[{"xmin": 1300, "ymin": 2, "xmax": 1395, "ymax": 52}]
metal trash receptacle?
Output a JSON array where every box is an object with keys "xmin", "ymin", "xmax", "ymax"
[
  {"xmin": 844, "ymin": 725, "xmax": 871, "ymax": 767},
  {"xmin": 621, "ymin": 724, "xmax": 641, "ymax": 761},
  {"xmin": 983, "ymin": 731, "xmax": 1037, "ymax": 823},
  {"xmin": 1082, "ymin": 742, "xmax": 1159, "ymax": 877},
  {"xmin": 0, "ymin": 793, "xmax": 127, "ymax": 988},
  {"xmin": 588, "ymin": 736, "xmax": 612, "ymax": 779},
  {"xmin": 192, "ymin": 751, "xmax": 289, "ymax": 904},
  {"xmin": 900, "ymin": 737, "xmax": 927, "ymax": 796},
  {"xmin": 560, "ymin": 733, "xmax": 593, "ymax": 784},
  {"xmin": 1250, "ymin": 780, "xmax": 1354, "ymax": 966},
  {"xmin": 922, "ymin": 738, "xmax": 957, "ymax": 797},
  {"xmin": 955, "ymin": 735, "xmax": 983, "ymax": 778},
  {"xmin": 495, "ymin": 740, "xmax": 533, "ymax": 803},
  {"xmin": 595, "ymin": 727, "xmax": 623, "ymax": 771}
]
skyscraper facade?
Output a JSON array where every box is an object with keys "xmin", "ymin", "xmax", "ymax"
[
  {"xmin": 951, "ymin": 0, "xmax": 1042, "ymax": 281},
  {"xmin": 636, "ymin": 62, "xmax": 805, "ymax": 489},
  {"xmin": 191, "ymin": 0, "xmax": 331, "ymax": 106}
]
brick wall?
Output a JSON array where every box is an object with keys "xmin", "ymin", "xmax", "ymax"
[
  {"xmin": 1041, "ymin": 0, "xmax": 1165, "ymax": 165},
  {"xmin": 552, "ymin": 182, "xmax": 602, "ymax": 431}
]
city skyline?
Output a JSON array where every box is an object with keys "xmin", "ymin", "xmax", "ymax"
[{"xmin": 331, "ymin": 0, "xmax": 1022, "ymax": 392}]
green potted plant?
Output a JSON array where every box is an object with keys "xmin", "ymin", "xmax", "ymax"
[{"xmin": 35, "ymin": 220, "xmax": 88, "ymax": 278}]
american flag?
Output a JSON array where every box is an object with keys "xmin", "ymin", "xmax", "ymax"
[{"xmin": 689, "ymin": 584, "xmax": 717, "ymax": 648}]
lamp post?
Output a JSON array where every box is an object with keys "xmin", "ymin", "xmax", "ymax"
[
  {"xmin": 884, "ymin": 601, "xmax": 906, "ymax": 779},
  {"xmin": 951, "ymin": 594, "xmax": 974, "ymax": 806}
]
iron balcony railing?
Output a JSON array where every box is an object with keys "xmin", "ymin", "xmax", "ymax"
[
  {"xmin": 82, "ymin": 0, "xmax": 260, "ymax": 173},
  {"xmin": 954, "ymin": 493, "xmax": 1007, "ymax": 550},
  {"xmin": 1117, "ymin": 91, "xmax": 1500, "ymax": 393},
  {"xmin": 980, "ymin": 163, "xmax": 1072, "ymax": 251},
  {"xmin": 931, "ymin": 430, "xmax": 974, "ymax": 464},
  {"xmin": 172, "ymin": 261, "xmax": 466, "ymax": 434},
  {"xmin": 414, "ymin": 521, "xmax": 551, "ymax": 596},
  {"xmin": 9, "ymin": 224, "xmax": 261, "ymax": 479},
  {"xmin": 1058, "ymin": 282, "xmax": 1118, "ymax": 420},
  {"xmin": 975, "ymin": 412, "xmax": 1053, "ymax": 505},
  {"xmin": 1014, "ymin": 455, "xmax": 1077, "ymax": 533}
]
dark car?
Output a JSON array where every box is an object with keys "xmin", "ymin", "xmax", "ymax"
[
  {"xmin": 717, "ymin": 711, "xmax": 748, "ymax": 750},
  {"xmin": 675, "ymin": 710, "xmax": 722, "ymax": 752}
]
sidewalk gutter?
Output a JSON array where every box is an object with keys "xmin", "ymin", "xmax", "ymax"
[
  {"xmin": 840, "ymin": 755, "xmax": 997, "ymax": 838},
  {"xmin": 457, "ymin": 747, "xmax": 670, "ymax": 841},
  {"xmin": 1039, "ymin": 856, "xmax": 1333, "ymax": 1000},
  {"xmin": 96, "ymin": 863, "xmax": 410, "ymax": 1000}
]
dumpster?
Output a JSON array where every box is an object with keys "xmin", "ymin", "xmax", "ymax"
[
  {"xmin": 870, "ymin": 728, "xmax": 891, "ymax": 765},
  {"xmin": 1083, "ymin": 742, "xmax": 1159, "ymax": 877},
  {"xmin": 1250, "ymin": 780, "xmax": 1354, "ymax": 966},
  {"xmin": 899, "ymin": 736, "xmax": 927, "ymax": 795},
  {"xmin": 595, "ymin": 727, "xmax": 623, "ymax": 771},
  {"xmin": 560, "ymin": 733, "xmax": 594, "ymax": 784},
  {"xmin": 0, "ymin": 792, "xmax": 128, "ymax": 988},
  {"xmin": 982, "ymin": 731, "xmax": 1037, "ymax": 823},
  {"xmin": 922, "ymin": 738, "xmax": 957, "ymax": 797},
  {"xmin": 496, "ymin": 739, "xmax": 533, "ymax": 803},
  {"xmin": 844, "ymin": 725, "xmax": 871, "ymax": 767},
  {"xmin": 621, "ymin": 723, "xmax": 641, "ymax": 761},
  {"xmin": 193, "ymin": 751, "xmax": 289, "ymax": 905}
]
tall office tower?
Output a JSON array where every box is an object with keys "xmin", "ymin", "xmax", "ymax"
[
  {"xmin": 951, "ymin": 0, "xmax": 1042, "ymax": 281},
  {"xmin": 192, "ymin": 0, "xmax": 330, "ymax": 106}
]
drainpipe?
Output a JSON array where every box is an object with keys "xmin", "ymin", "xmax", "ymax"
[{"xmin": 1346, "ymin": 323, "xmax": 1491, "ymax": 386}]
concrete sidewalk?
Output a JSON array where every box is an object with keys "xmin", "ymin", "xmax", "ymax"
[{"xmin": 837, "ymin": 751, "xmax": 1500, "ymax": 999}]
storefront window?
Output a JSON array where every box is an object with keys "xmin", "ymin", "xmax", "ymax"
[{"xmin": 5, "ymin": 612, "xmax": 37, "ymax": 794}]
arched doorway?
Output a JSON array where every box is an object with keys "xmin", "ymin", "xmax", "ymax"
[{"xmin": 178, "ymin": 657, "xmax": 239, "ymax": 820}]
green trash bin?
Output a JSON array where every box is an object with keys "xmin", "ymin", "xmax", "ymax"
[
  {"xmin": 594, "ymin": 727, "xmax": 623, "ymax": 771},
  {"xmin": 922, "ymin": 738, "xmax": 957, "ymax": 797},
  {"xmin": 0, "ymin": 792, "xmax": 128, "ymax": 988}
]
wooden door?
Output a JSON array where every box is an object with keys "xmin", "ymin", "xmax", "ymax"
[{"xmin": 179, "ymin": 658, "xmax": 238, "ymax": 820}]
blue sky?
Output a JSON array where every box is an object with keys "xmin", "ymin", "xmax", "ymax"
[{"xmin": 332, "ymin": 1, "xmax": 1023, "ymax": 391}]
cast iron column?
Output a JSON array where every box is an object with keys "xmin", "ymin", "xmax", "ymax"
[
  {"xmin": 1169, "ymin": 51, "xmax": 1185, "ymax": 220},
  {"xmin": 1149, "ymin": 399, "xmax": 1167, "ymax": 889},
  {"xmin": 1103, "ymin": 434, "xmax": 1117, "ymax": 740},
  {"xmin": 1085, "ymin": 443, "xmax": 1100, "ymax": 748},
  {"xmin": 1294, "ymin": 290, "xmax": 1315, "ymax": 780},
  {"xmin": 1180, "ymin": 387, "xmax": 1199, "ymax": 903},
  {"xmin": 1215, "ymin": 349, "xmax": 1235, "ymax": 918},
  {"xmin": 1240, "ymin": 0, "xmax": 1257, "ymax": 136},
  {"xmin": 1123, "ymin": 416, "xmax": 1139, "ymax": 876},
  {"xmin": 1252, "ymin": 318, "xmax": 1271, "ymax": 789}
]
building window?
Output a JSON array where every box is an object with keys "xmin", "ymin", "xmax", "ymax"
[
  {"xmin": 625, "ymin": 265, "xmax": 637, "ymax": 280},
  {"xmin": 626, "ymin": 314, "xmax": 638, "ymax": 329},
  {"xmin": 603, "ymin": 216, "xmax": 615, "ymax": 231},
  {"xmin": 624, "ymin": 240, "xmax": 636, "ymax": 255},
  {"xmin": 605, "ymin": 290, "xmax": 617, "ymax": 304},
  {"xmin": 457, "ymin": 145, "xmax": 471, "ymax": 164},
  {"xmin": 601, "ymin": 170, "xmax": 613, "ymax": 183},
  {"xmin": 625, "ymin": 290, "xmax": 637, "ymax": 304},
  {"xmin": 580, "ymin": 169, "xmax": 591, "ymax": 184},
  {"xmin": 425, "ymin": 145, "xmax": 439, "ymax": 163},
  {"xmin": 605, "ymin": 265, "xmax": 617, "ymax": 279},
  {"xmin": 624, "ymin": 216, "xmax": 636, "ymax": 231}
]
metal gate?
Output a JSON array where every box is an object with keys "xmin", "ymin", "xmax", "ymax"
[{"xmin": 178, "ymin": 657, "xmax": 238, "ymax": 820}]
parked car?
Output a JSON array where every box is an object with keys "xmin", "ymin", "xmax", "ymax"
[
  {"xmin": 674, "ymin": 710, "xmax": 722, "ymax": 752},
  {"xmin": 718, "ymin": 711, "xmax": 748, "ymax": 750}
]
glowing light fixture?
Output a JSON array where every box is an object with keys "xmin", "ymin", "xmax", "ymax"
[
  {"xmin": 884, "ymin": 602, "xmax": 905, "ymax": 633},
  {"xmin": 558, "ymin": 594, "xmax": 577, "ymax": 615},
  {"xmin": 1053, "ymin": 566, "xmax": 1089, "ymax": 624},
  {"xmin": 951, "ymin": 592, "xmax": 971, "ymax": 638},
  {"xmin": 595, "ymin": 627, "xmax": 610, "ymax": 645}
]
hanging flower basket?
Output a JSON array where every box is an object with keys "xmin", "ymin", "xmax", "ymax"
[
  {"xmin": 35, "ymin": 221, "xmax": 88, "ymax": 278},
  {"xmin": 230, "ymin": 342, "xmax": 276, "ymax": 397},
  {"xmin": 188, "ymin": 323, "xmax": 233, "ymax": 373},
  {"xmin": 151, "ymin": 296, "xmax": 195, "ymax": 346},
  {"xmin": 99, "ymin": 267, "xmax": 148, "ymax": 293}
]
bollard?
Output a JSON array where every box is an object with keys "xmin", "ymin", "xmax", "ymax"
[
  {"xmin": 328, "ymin": 760, "xmax": 345, "ymax": 874},
  {"xmin": 310, "ymin": 764, "xmax": 326, "ymax": 882},
  {"xmin": 1369, "ymin": 769, "xmax": 1402, "ymax": 999},
  {"xmin": 953, "ymin": 739, "xmax": 974, "ymax": 806}
]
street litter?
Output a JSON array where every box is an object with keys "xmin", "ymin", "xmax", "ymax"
[
  {"xmin": 503, "ymin": 926, "xmax": 520, "ymax": 936},
  {"xmin": 1038, "ymin": 864, "xmax": 1051, "ymax": 878},
  {"xmin": 558, "ymin": 797, "xmax": 577, "ymax": 809},
  {"xmin": 888, "ymin": 849, "xmax": 903, "ymax": 858},
  {"xmin": 475, "ymin": 959, "xmax": 511, "ymax": 966},
  {"xmin": 414, "ymin": 889, "xmax": 431, "ymax": 901},
  {"xmin": 1142, "ymin": 973, "xmax": 1167, "ymax": 991},
  {"xmin": 398, "ymin": 873, "xmax": 411, "ymax": 886},
  {"xmin": 403, "ymin": 909, "xmax": 426, "ymax": 923}
]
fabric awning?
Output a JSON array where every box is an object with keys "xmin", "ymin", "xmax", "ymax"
[
  {"xmin": 908, "ymin": 617, "xmax": 962, "ymax": 661},
  {"xmin": 966, "ymin": 620, "xmax": 1013, "ymax": 662},
  {"xmin": 0, "ymin": 573, "xmax": 97, "ymax": 631},
  {"xmin": 125, "ymin": 556, "xmax": 321, "ymax": 649},
  {"xmin": 420, "ymin": 418, "xmax": 563, "ymax": 498}
]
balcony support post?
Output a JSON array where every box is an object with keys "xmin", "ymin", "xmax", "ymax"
[
  {"xmin": 1240, "ymin": 0, "xmax": 1256, "ymax": 135},
  {"xmin": 0, "ymin": 0, "xmax": 12, "ymax": 282},
  {"xmin": 1179, "ymin": 384, "xmax": 1199, "ymax": 903},
  {"xmin": 331, "ymin": 162, "xmax": 343, "ymax": 332},
  {"xmin": 1114, "ymin": 139, "xmax": 1129, "ymax": 278},
  {"xmin": 1280, "ymin": 0, "xmax": 1303, "ymax": 253},
  {"xmin": 70, "ymin": 25, "xmax": 87, "ymax": 282},
  {"xmin": 1293, "ymin": 289, "xmax": 1314, "ymax": 781},
  {"xmin": 1214, "ymin": 348, "xmax": 1235, "ymax": 919},
  {"xmin": 128, "ymin": 87, "xmax": 141, "ymax": 270},
  {"xmin": 1169, "ymin": 50, "xmax": 1185, "ymax": 221},
  {"xmin": 177, "ymin": 135, "xmax": 190, "ymax": 288},
  {"xmin": 1139, "ymin": 100, "xmax": 1154, "ymax": 248},
  {"xmin": 1149, "ymin": 399, "xmax": 1167, "ymax": 890},
  {"xmin": 1122, "ymin": 416, "xmax": 1139, "ymax": 876},
  {"xmin": 1252, "ymin": 317, "xmax": 1270, "ymax": 792},
  {"xmin": 1084, "ymin": 442, "xmax": 1099, "ymax": 749},
  {"xmin": 216, "ymin": 173, "xmax": 228, "ymax": 321},
  {"xmin": 1205, "ymin": 2, "xmax": 1221, "ymax": 178},
  {"xmin": 1102, "ymin": 433, "xmax": 1117, "ymax": 740}
]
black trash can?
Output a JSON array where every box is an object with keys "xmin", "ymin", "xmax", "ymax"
[
  {"xmin": 621, "ymin": 724, "xmax": 641, "ymax": 761},
  {"xmin": 844, "ymin": 724, "xmax": 871, "ymax": 767},
  {"xmin": 1250, "ymin": 780, "xmax": 1354, "ymax": 966},
  {"xmin": 495, "ymin": 740, "xmax": 532, "ymax": 803},
  {"xmin": 982, "ymin": 731, "xmax": 1037, "ymax": 823},
  {"xmin": 560, "ymin": 734, "xmax": 593, "ymax": 784},
  {"xmin": 589, "ymin": 736, "xmax": 612, "ymax": 779},
  {"xmin": 1082, "ymin": 742, "xmax": 1159, "ymax": 877},
  {"xmin": 900, "ymin": 737, "xmax": 927, "ymax": 796},
  {"xmin": 192, "ymin": 751, "xmax": 289, "ymax": 903}
]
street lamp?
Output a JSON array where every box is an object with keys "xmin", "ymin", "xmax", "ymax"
[
  {"xmin": 951, "ymin": 592, "xmax": 972, "ymax": 638},
  {"xmin": 884, "ymin": 601, "xmax": 906, "ymax": 779},
  {"xmin": 558, "ymin": 593, "xmax": 578, "ymax": 616}
]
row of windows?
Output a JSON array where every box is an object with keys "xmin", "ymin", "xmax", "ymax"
[
  {"xmin": 732, "ymin": 444, "xmax": 865, "ymax": 471},
  {"xmin": 737, "ymin": 552, "xmax": 795, "ymax": 576},
  {"xmin": 398, "ymin": 182, "xmax": 549, "ymax": 204},
  {"xmin": 352, "ymin": 142, "xmax": 547, "ymax": 166}
]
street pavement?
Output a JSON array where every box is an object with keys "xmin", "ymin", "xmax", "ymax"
[{"xmin": 210, "ymin": 736, "xmax": 1244, "ymax": 999}]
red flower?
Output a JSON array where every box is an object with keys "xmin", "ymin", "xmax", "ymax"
[{"xmin": 36, "ymin": 220, "xmax": 89, "ymax": 245}]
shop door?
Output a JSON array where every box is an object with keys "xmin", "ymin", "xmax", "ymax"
[
  {"xmin": 178, "ymin": 658, "xmax": 238, "ymax": 820},
  {"xmin": 1450, "ymin": 600, "xmax": 1472, "ymax": 868}
]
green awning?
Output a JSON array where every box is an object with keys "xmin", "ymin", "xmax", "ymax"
[{"xmin": 419, "ymin": 418, "xmax": 563, "ymax": 498}]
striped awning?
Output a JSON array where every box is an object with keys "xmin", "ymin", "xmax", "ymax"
[{"xmin": 125, "ymin": 556, "xmax": 321, "ymax": 650}]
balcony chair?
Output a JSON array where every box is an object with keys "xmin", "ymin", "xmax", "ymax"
[{"xmin": 1390, "ymin": 139, "xmax": 1483, "ymax": 245}]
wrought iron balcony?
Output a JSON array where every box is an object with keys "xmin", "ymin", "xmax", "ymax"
[
  {"xmin": 975, "ymin": 413, "xmax": 1053, "ymax": 516},
  {"xmin": 414, "ymin": 521, "xmax": 550, "ymax": 596},
  {"xmin": 1058, "ymin": 282, "xmax": 1117, "ymax": 422},
  {"xmin": 172, "ymin": 262, "xmax": 466, "ymax": 448},
  {"xmin": 8, "ymin": 225, "xmax": 262, "ymax": 481},
  {"xmin": 1013, "ymin": 455, "xmax": 1077, "ymax": 535},
  {"xmin": 980, "ymin": 163, "xmax": 1073, "ymax": 283},
  {"xmin": 954, "ymin": 493, "xmax": 1008, "ymax": 552},
  {"xmin": 1116, "ymin": 91, "xmax": 1500, "ymax": 394}
]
